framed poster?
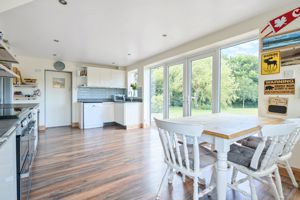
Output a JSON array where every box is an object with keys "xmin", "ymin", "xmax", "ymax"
[
  {"xmin": 261, "ymin": 51, "xmax": 280, "ymax": 75},
  {"xmin": 268, "ymin": 97, "xmax": 288, "ymax": 115},
  {"xmin": 264, "ymin": 79, "xmax": 295, "ymax": 95}
]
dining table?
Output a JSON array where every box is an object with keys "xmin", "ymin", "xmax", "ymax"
[{"xmin": 167, "ymin": 113, "xmax": 283, "ymax": 200}]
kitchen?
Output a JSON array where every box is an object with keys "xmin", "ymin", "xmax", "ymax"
[{"xmin": 1, "ymin": 1, "xmax": 300, "ymax": 200}]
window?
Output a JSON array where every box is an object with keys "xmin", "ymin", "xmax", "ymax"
[
  {"xmin": 127, "ymin": 69, "xmax": 138, "ymax": 97},
  {"xmin": 220, "ymin": 40, "xmax": 259, "ymax": 115},
  {"xmin": 191, "ymin": 56, "xmax": 213, "ymax": 116},
  {"xmin": 150, "ymin": 66, "xmax": 164, "ymax": 120},
  {"xmin": 168, "ymin": 63, "xmax": 184, "ymax": 119}
]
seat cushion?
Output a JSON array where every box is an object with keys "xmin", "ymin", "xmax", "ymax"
[
  {"xmin": 228, "ymin": 144, "xmax": 265, "ymax": 171},
  {"xmin": 237, "ymin": 136, "xmax": 271, "ymax": 153},
  {"xmin": 179, "ymin": 144, "xmax": 216, "ymax": 169}
]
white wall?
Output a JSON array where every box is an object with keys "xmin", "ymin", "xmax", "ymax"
[
  {"xmin": 258, "ymin": 22, "xmax": 300, "ymax": 168},
  {"xmin": 12, "ymin": 56, "xmax": 81, "ymax": 127},
  {"xmin": 0, "ymin": 0, "xmax": 33, "ymax": 13}
]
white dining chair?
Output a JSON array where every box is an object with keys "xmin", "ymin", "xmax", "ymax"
[
  {"xmin": 227, "ymin": 123, "xmax": 297, "ymax": 200},
  {"xmin": 238, "ymin": 118, "xmax": 300, "ymax": 188},
  {"xmin": 154, "ymin": 118, "xmax": 216, "ymax": 200}
]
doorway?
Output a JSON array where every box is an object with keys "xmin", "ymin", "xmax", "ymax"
[{"xmin": 45, "ymin": 70, "xmax": 72, "ymax": 127}]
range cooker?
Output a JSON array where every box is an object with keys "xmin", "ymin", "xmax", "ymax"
[{"xmin": 16, "ymin": 111, "xmax": 36, "ymax": 200}]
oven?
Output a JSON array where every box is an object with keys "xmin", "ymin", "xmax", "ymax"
[{"xmin": 16, "ymin": 112, "xmax": 36, "ymax": 200}]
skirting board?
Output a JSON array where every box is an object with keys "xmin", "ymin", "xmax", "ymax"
[
  {"xmin": 279, "ymin": 166, "xmax": 300, "ymax": 182},
  {"xmin": 38, "ymin": 126, "xmax": 46, "ymax": 132},
  {"xmin": 72, "ymin": 122, "xmax": 79, "ymax": 128},
  {"xmin": 125, "ymin": 124, "xmax": 143, "ymax": 130}
]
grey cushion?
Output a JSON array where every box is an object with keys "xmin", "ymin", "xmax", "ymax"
[
  {"xmin": 228, "ymin": 144, "xmax": 265, "ymax": 171},
  {"xmin": 237, "ymin": 136, "xmax": 271, "ymax": 153},
  {"xmin": 178, "ymin": 144, "xmax": 216, "ymax": 169}
]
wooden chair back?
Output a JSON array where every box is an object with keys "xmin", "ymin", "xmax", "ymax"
[
  {"xmin": 154, "ymin": 118, "xmax": 204, "ymax": 175},
  {"xmin": 250, "ymin": 123, "xmax": 297, "ymax": 171}
]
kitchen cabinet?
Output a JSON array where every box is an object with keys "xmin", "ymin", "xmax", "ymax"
[
  {"xmin": 86, "ymin": 67, "xmax": 125, "ymax": 88},
  {"xmin": 102, "ymin": 102, "xmax": 115, "ymax": 123},
  {"xmin": 114, "ymin": 102, "xmax": 142, "ymax": 128},
  {"xmin": 0, "ymin": 127, "xmax": 17, "ymax": 200}
]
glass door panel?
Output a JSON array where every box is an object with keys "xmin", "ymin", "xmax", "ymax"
[
  {"xmin": 150, "ymin": 66, "xmax": 164, "ymax": 120},
  {"xmin": 168, "ymin": 63, "xmax": 184, "ymax": 119},
  {"xmin": 191, "ymin": 56, "xmax": 213, "ymax": 116}
]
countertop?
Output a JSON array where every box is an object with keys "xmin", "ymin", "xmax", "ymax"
[
  {"xmin": 77, "ymin": 99, "xmax": 143, "ymax": 103},
  {"xmin": 0, "ymin": 103, "xmax": 39, "ymax": 140}
]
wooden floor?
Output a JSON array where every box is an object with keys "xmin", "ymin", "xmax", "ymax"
[{"xmin": 30, "ymin": 126, "xmax": 300, "ymax": 200}]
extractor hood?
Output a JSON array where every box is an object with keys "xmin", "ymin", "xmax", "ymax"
[{"xmin": 0, "ymin": 41, "xmax": 19, "ymax": 78}]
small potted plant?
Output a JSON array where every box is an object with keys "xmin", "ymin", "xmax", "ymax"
[{"xmin": 130, "ymin": 82, "xmax": 138, "ymax": 98}]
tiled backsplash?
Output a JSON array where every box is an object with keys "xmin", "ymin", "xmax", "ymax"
[{"xmin": 78, "ymin": 87, "xmax": 126, "ymax": 100}]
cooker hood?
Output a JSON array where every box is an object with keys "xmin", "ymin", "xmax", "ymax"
[{"xmin": 0, "ymin": 41, "xmax": 19, "ymax": 78}]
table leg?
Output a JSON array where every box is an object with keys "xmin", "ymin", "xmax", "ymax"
[{"xmin": 215, "ymin": 139, "xmax": 230, "ymax": 200}]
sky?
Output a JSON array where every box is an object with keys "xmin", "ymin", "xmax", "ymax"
[{"xmin": 221, "ymin": 40, "xmax": 259, "ymax": 57}]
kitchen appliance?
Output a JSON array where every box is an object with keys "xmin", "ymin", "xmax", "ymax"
[
  {"xmin": 0, "ymin": 105, "xmax": 28, "ymax": 119},
  {"xmin": 80, "ymin": 103, "xmax": 103, "ymax": 129},
  {"xmin": 16, "ymin": 111, "xmax": 36, "ymax": 200},
  {"xmin": 113, "ymin": 94, "xmax": 125, "ymax": 102}
]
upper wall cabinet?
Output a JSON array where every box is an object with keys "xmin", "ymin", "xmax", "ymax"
[{"xmin": 86, "ymin": 67, "xmax": 125, "ymax": 88}]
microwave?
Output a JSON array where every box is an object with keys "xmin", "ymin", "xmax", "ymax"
[{"xmin": 113, "ymin": 94, "xmax": 125, "ymax": 102}]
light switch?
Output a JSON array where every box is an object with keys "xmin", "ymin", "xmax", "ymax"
[{"xmin": 283, "ymin": 70, "xmax": 295, "ymax": 78}]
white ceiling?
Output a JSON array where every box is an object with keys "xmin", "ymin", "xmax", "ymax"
[{"xmin": 0, "ymin": 0, "xmax": 293, "ymax": 67}]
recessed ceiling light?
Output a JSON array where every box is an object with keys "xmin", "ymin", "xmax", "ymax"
[
  {"xmin": 54, "ymin": 39, "xmax": 59, "ymax": 43},
  {"xmin": 162, "ymin": 34, "xmax": 167, "ymax": 37},
  {"xmin": 128, "ymin": 53, "xmax": 131, "ymax": 56},
  {"xmin": 58, "ymin": 0, "xmax": 67, "ymax": 5}
]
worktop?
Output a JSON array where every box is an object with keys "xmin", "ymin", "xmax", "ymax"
[
  {"xmin": 77, "ymin": 98, "xmax": 143, "ymax": 103},
  {"xmin": 0, "ymin": 103, "xmax": 39, "ymax": 140}
]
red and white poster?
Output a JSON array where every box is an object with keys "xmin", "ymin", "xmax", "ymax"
[{"xmin": 261, "ymin": 7, "xmax": 300, "ymax": 37}]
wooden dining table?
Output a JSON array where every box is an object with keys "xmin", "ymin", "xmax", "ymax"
[{"xmin": 167, "ymin": 113, "xmax": 283, "ymax": 200}]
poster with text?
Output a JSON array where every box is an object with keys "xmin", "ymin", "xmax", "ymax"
[
  {"xmin": 264, "ymin": 79, "xmax": 295, "ymax": 95},
  {"xmin": 261, "ymin": 51, "xmax": 281, "ymax": 75}
]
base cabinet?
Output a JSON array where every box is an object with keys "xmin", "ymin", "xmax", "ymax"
[
  {"xmin": 0, "ymin": 127, "xmax": 17, "ymax": 200},
  {"xmin": 114, "ymin": 102, "xmax": 142, "ymax": 128}
]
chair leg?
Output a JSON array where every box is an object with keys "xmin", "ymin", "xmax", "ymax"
[
  {"xmin": 193, "ymin": 177, "xmax": 199, "ymax": 200},
  {"xmin": 168, "ymin": 168, "xmax": 174, "ymax": 184},
  {"xmin": 284, "ymin": 160, "xmax": 299, "ymax": 188},
  {"xmin": 156, "ymin": 166, "xmax": 170, "ymax": 200},
  {"xmin": 268, "ymin": 174, "xmax": 280, "ymax": 200},
  {"xmin": 249, "ymin": 177, "xmax": 258, "ymax": 200},
  {"xmin": 231, "ymin": 167, "xmax": 238, "ymax": 184},
  {"xmin": 274, "ymin": 168, "xmax": 284, "ymax": 200}
]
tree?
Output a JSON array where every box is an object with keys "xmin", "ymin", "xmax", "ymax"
[{"xmin": 223, "ymin": 55, "xmax": 258, "ymax": 108}]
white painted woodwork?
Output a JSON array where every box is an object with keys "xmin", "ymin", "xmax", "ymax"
[
  {"xmin": 154, "ymin": 119, "xmax": 216, "ymax": 200},
  {"xmin": 45, "ymin": 71, "xmax": 72, "ymax": 127},
  {"xmin": 228, "ymin": 123, "xmax": 297, "ymax": 200},
  {"xmin": 0, "ymin": 127, "xmax": 17, "ymax": 200},
  {"xmin": 87, "ymin": 67, "xmax": 125, "ymax": 88},
  {"xmin": 114, "ymin": 102, "xmax": 142, "ymax": 126},
  {"xmin": 102, "ymin": 102, "xmax": 115, "ymax": 123},
  {"xmin": 114, "ymin": 103, "xmax": 125, "ymax": 125},
  {"xmin": 111, "ymin": 70, "xmax": 126, "ymax": 88},
  {"xmin": 167, "ymin": 113, "xmax": 283, "ymax": 200},
  {"xmin": 80, "ymin": 103, "xmax": 103, "ymax": 129}
]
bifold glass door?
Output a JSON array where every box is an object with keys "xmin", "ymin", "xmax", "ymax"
[
  {"xmin": 189, "ymin": 56, "xmax": 213, "ymax": 116},
  {"xmin": 168, "ymin": 63, "xmax": 184, "ymax": 119}
]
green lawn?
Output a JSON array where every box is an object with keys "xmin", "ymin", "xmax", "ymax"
[{"xmin": 151, "ymin": 106, "xmax": 258, "ymax": 120}]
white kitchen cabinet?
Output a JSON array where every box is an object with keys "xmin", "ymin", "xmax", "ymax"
[
  {"xmin": 87, "ymin": 67, "xmax": 125, "ymax": 88},
  {"xmin": 87, "ymin": 67, "xmax": 101, "ymax": 87},
  {"xmin": 114, "ymin": 103, "xmax": 125, "ymax": 125},
  {"xmin": 114, "ymin": 102, "xmax": 142, "ymax": 128},
  {"xmin": 102, "ymin": 102, "xmax": 115, "ymax": 123},
  {"xmin": 111, "ymin": 70, "xmax": 126, "ymax": 88},
  {"xmin": 0, "ymin": 127, "xmax": 17, "ymax": 200}
]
